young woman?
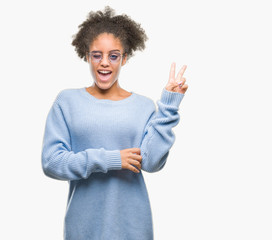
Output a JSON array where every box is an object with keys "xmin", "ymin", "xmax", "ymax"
[{"xmin": 41, "ymin": 6, "xmax": 188, "ymax": 240}]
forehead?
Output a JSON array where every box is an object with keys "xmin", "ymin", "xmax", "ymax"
[{"xmin": 89, "ymin": 33, "xmax": 124, "ymax": 52}]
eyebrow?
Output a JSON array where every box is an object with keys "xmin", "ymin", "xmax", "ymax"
[{"xmin": 91, "ymin": 50, "xmax": 121, "ymax": 53}]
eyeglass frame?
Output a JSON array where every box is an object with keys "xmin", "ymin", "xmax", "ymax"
[{"xmin": 87, "ymin": 50, "xmax": 126, "ymax": 64}]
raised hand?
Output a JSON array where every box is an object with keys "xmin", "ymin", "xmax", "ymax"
[{"xmin": 165, "ymin": 63, "xmax": 188, "ymax": 94}]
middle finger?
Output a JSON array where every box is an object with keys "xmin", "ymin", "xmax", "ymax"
[{"xmin": 176, "ymin": 65, "xmax": 187, "ymax": 82}]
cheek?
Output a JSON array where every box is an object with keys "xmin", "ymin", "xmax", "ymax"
[
  {"xmin": 90, "ymin": 63, "xmax": 96, "ymax": 72},
  {"xmin": 113, "ymin": 64, "xmax": 122, "ymax": 76},
  {"xmin": 89, "ymin": 63, "xmax": 97, "ymax": 74},
  {"xmin": 89, "ymin": 64, "xmax": 97, "ymax": 80}
]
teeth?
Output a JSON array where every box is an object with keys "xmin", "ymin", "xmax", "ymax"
[{"xmin": 98, "ymin": 70, "xmax": 111, "ymax": 74}]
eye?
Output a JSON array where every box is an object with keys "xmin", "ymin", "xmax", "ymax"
[
  {"xmin": 92, "ymin": 54, "xmax": 102, "ymax": 59},
  {"xmin": 109, "ymin": 54, "xmax": 119, "ymax": 61}
]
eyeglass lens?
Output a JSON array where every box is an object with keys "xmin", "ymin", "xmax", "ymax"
[{"xmin": 90, "ymin": 52, "xmax": 122, "ymax": 63}]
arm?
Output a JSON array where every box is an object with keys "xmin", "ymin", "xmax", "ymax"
[
  {"xmin": 41, "ymin": 101, "xmax": 122, "ymax": 181},
  {"xmin": 140, "ymin": 88, "xmax": 185, "ymax": 173}
]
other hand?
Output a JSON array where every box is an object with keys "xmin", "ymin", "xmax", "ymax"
[{"xmin": 120, "ymin": 148, "xmax": 142, "ymax": 173}]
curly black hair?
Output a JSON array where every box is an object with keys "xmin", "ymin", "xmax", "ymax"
[{"xmin": 71, "ymin": 6, "xmax": 148, "ymax": 62}]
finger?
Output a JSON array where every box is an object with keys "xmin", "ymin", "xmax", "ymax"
[
  {"xmin": 179, "ymin": 84, "xmax": 189, "ymax": 93},
  {"xmin": 130, "ymin": 159, "xmax": 142, "ymax": 169},
  {"xmin": 177, "ymin": 77, "xmax": 186, "ymax": 86},
  {"xmin": 172, "ymin": 82, "xmax": 188, "ymax": 93},
  {"xmin": 130, "ymin": 148, "xmax": 141, "ymax": 155},
  {"xmin": 130, "ymin": 165, "xmax": 140, "ymax": 173},
  {"xmin": 169, "ymin": 62, "xmax": 176, "ymax": 81},
  {"xmin": 130, "ymin": 153, "xmax": 142, "ymax": 162},
  {"xmin": 176, "ymin": 65, "xmax": 187, "ymax": 82},
  {"xmin": 182, "ymin": 84, "xmax": 188, "ymax": 90}
]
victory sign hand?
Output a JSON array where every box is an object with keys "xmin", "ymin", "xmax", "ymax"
[{"xmin": 165, "ymin": 63, "xmax": 188, "ymax": 94}]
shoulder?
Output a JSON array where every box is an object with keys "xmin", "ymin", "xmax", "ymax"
[
  {"xmin": 133, "ymin": 92, "xmax": 156, "ymax": 111},
  {"xmin": 54, "ymin": 87, "xmax": 81, "ymax": 106}
]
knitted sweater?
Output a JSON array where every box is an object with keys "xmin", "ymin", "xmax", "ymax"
[{"xmin": 41, "ymin": 87, "xmax": 184, "ymax": 240}]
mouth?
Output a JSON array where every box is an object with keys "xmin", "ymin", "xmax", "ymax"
[{"xmin": 97, "ymin": 70, "xmax": 112, "ymax": 82}]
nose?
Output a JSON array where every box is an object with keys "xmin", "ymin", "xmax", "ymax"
[{"xmin": 100, "ymin": 54, "xmax": 110, "ymax": 67}]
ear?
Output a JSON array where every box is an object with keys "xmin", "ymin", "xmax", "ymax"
[{"xmin": 121, "ymin": 53, "xmax": 127, "ymax": 66}]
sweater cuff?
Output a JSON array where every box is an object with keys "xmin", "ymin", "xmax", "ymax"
[
  {"xmin": 161, "ymin": 87, "xmax": 185, "ymax": 107},
  {"xmin": 105, "ymin": 150, "xmax": 122, "ymax": 170}
]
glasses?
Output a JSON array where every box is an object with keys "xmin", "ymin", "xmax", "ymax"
[{"xmin": 88, "ymin": 51, "xmax": 125, "ymax": 64}]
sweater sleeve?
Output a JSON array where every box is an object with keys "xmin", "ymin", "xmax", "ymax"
[
  {"xmin": 41, "ymin": 101, "xmax": 122, "ymax": 181},
  {"xmin": 140, "ymin": 88, "xmax": 185, "ymax": 173}
]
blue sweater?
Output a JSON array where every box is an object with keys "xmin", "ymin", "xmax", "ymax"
[{"xmin": 41, "ymin": 87, "xmax": 184, "ymax": 240}]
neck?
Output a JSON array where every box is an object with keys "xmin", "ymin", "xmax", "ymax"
[{"xmin": 89, "ymin": 80, "xmax": 123, "ymax": 98}]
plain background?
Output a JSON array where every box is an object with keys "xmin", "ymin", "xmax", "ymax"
[{"xmin": 0, "ymin": 0, "xmax": 271, "ymax": 239}]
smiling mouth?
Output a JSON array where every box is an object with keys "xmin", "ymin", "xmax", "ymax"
[{"xmin": 97, "ymin": 70, "xmax": 112, "ymax": 82}]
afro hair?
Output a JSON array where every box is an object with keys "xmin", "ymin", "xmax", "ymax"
[{"xmin": 71, "ymin": 6, "xmax": 148, "ymax": 62}]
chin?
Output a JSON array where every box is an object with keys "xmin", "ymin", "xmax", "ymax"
[{"xmin": 95, "ymin": 80, "xmax": 114, "ymax": 90}]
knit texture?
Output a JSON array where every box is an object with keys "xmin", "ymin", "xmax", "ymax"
[{"xmin": 41, "ymin": 87, "xmax": 184, "ymax": 240}]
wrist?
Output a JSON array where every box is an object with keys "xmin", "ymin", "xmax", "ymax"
[{"xmin": 161, "ymin": 87, "xmax": 185, "ymax": 106}]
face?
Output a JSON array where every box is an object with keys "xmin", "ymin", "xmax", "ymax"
[{"xmin": 86, "ymin": 33, "xmax": 127, "ymax": 90}]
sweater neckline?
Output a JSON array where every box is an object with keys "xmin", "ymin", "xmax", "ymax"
[{"xmin": 80, "ymin": 87, "xmax": 136, "ymax": 104}]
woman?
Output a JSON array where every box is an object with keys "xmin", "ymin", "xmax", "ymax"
[{"xmin": 41, "ymin": 6, "xmax": 188, "ymax": 240}]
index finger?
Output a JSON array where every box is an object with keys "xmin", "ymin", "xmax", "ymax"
[
  {"xmin": 130, "ymin": 148, "xmax": 141, "ymax": 154},
  {"xmin": 169, "ymin": 62, "xmax": 176, "ymax": 80}
]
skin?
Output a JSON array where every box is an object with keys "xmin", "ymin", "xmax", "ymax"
[
  {"xmin": 165, "ymin": 63, "xmax": 189, "ymax": 94},
  {"xmin": 85, "ymin": 32, "xmax": 189, "ymax": 173},
  {"xmin": 86, "ymin": 33, "xmax": 130, "ymax": 100}
]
